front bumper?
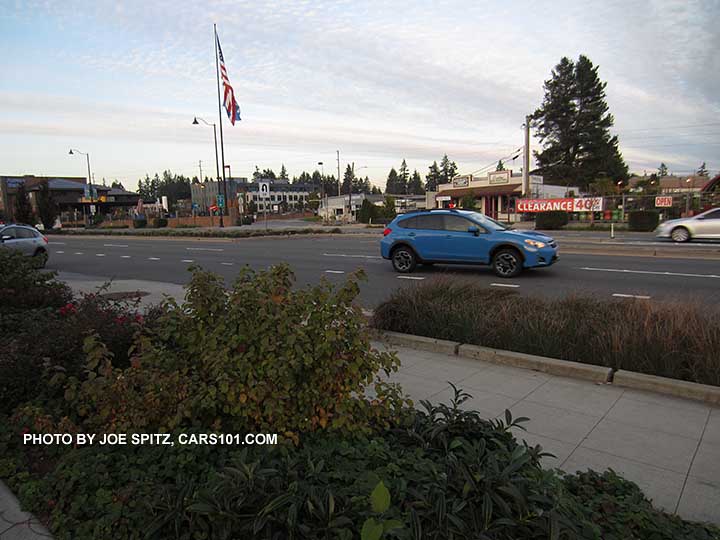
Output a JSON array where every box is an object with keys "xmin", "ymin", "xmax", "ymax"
[{"xmin": 523, "ymin": 246, "xmax": 559, "ymax": 268}]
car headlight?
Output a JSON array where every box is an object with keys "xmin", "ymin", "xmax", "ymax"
[{"xmin": 524, "ymin": 239, "xmax": 546, "ymax": 248}]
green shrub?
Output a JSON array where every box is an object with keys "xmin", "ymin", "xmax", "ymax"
[
  {"xmin": 0, "ymin": 250, "xmax": 72, "ymax": 312},
  {"xmin": 132, "ymin": 217, "xmax": 147, "ymax": 229},
  {"xmin": 628, "ymin": 210, "xmax": 659, "ymax": 231},
  {"xmin": 535, "ymin": 210, "xmax": 569, "ymax": 230},
  {"xmin": 151, "ymin": 217, "xmax": 168, "ymax": 228},
  {"xmin": 372, "ymin": 279, "xmax": 720, "ymax": 386},
  {"xmin": 57, "ymin": 265, "xmax": 404, "ymax": 437}
]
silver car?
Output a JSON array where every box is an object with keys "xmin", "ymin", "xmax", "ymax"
[
  {"xmin": 655, "ymin": 207, "xmax": 720, "ymax": 242},
  {"xmin": 0, "ymin": 224, "xmax": 50, "ymax": 267}
]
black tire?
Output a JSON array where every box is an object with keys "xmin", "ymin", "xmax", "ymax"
[
  {"xmin": 391, "ymin": 246, "xmax": 417, "ymax": 273},
  {"xmin": 33, "ymin": 249, "xmax": 48, "ymax": 268},
  {"xmin": 492, "ymin": 248, "xmax": 522, "ymax": 278},
  {"xmin": 670, "ymin": 226, "xmax": 690, "ymax": 243}
]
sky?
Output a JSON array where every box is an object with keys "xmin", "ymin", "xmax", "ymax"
[{"xmin": 1, "ymin": 0, "xmax": 719, "ymax": 191}]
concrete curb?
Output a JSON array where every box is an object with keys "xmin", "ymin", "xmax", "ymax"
[
  {"xmin": 0, "ymin": 480, "xmax": 51, "ymax": 539},
  {"xmin": 373, "ymin": 330, "xmax": 720, "ymax": 405},
  {"xmin": 373, "ymin": 330, "xmax": 460, "ymax": 355},
  {"xmin": 614, "ymin": 370, "xmax": 720, "ymax": 405},
  {"xmin": 457, "ymin": 344, "xmax": 612, "ymax": 383}
]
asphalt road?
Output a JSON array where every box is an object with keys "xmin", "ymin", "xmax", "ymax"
[{"xmin": 44, "ymin": 234, "xmax": 720, "ymax": 308}]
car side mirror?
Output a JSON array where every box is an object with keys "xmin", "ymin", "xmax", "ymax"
[
  {"xmin": 1, "ymin": 235, "xmax": 11, "ymax": 242},
  {"xmin": 468, "ymin": 226, "xmax": 480, "ymax": 236}
]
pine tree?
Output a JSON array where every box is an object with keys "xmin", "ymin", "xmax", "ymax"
[
  {"xmin": 658, "ymin": 163, "xmax": 668, "ymax": 177},
  {"xmin": 425, "ymin": 161, "xmax": 442, "ymax": 191},
  {"xmin": 385, "ymin": 168, "xmax": 399, "ymax": 194},
  {"xmin": 279, "ymin": 164, "xmax": 289, "ymax": 180},
  {"xmin": 13, "ymin": 183, "xmax": 34, "ymax": 224},
  {"xmin": 408, "ymin": 170, "xmax": 425, "ymax": 195},
  {"xmin": 397, "ymin": 159, "xmax": 410, "ymax": 194},
  {"xmin": 110, "ymin": 180, "xmax": 125, "ymax": 190},
  {"xmin": 697, "ymin": 162, "xmax": 708, "ymax": 177},
  {"xmin": 439, "ymin": 155, "xmax": 458, "ymax": 184},
  {"xmin": 36, "ymin": 180, "xmax": 58, "ymax": 229},
  {"xmin": 341, "ymin": 164, "xmax": 356, "ymax": 195},
  {"xmin": 496, "ymin": 160, "xmax": 505, "ymax": 171},
  {"xmin": 532, "ymin": 55, "xmax": 629, "ymax": 189}
]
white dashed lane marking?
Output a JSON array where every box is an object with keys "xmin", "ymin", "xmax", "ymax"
[
  {"xmin": 104, "ymin": 243, "xmax": 128, "ymax": 248},
  {"xmin": 148, "ymin": 257, "xmax": 160, "ymax": 261},
  {"xmin": 121, "ymin": 255, "xmax": 131, "ymax": 259},
  {"xmin": 221, "ymin": 262, "xmax": 233, "ymax": 266},
  {"xmin": 324, "ymin": 270, "xmax": 345, "ymax": 274},
  {"xmin": 49, "ymin": 242, "xmax": 65, "ymax": 245},
  {"xmin": 613, "ymin": 293, "xmax": 651, "ymax": 299},
  {"xmin": 397, "ymin": 276, "xmax": 425, "ymax": 280},
  {"xmin": 181, "ymin": 259, "xmax": 194, "ymax": 263},
  {"xmin": 74, "ymin": 252, "xmax": 84, "ymax": 255},
  {"xmin": 56, "ymin": 250, "xmax": 64, "ymax": 254},
  {"xmin": 95, "ymin": 253, "xmax": 105, "ymax": 257},
  {"xmin": 187, "ymin": 247, "xmax": 224, "ymax": 252},
  {"xmin": 490, "ymin": 283, "xmax": 520, "ymax": 288},
  {"xmin": 580, "ymin": 267, "xmax": 720, "ymax": 279}
]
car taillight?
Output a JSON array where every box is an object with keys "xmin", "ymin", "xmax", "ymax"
[
  {"xmin": 383, "ymin": 227, "xmax": 392, "ymax": 236},
  {"xmin": 42, "ymin": 235, "xmax": 48, "ymax": 244}
]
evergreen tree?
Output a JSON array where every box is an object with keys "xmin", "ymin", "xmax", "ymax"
[
  {"xmin": 253, "ymin": 166, "xmax": 263, "ymax": 180},
  {"xmin": 261, "ymin": 168, "xmax": 277, "ymax": 179},
  {"xmin": 397, "ymin": 159, "xmax": 410, "ymax": 194},
  {"xmin": 371, "ymin": 185, "xmax": 382, "ymax": 194},
  {"xmin": 279, "ymin": 164, "xmax": 289, "ymax": 180},
  {"xmin": 110, "ymin": 180, "xmax": 125, "ymax": 190},
  {"xmin": 697, "ymin": 162, "xmax": 708, "ymax": 177},
  {"xmin": 439, "ymin": 154, "xmax": 458, "ymax": 184},
  {"xmin": 658, "ymin": 163, "xmax": 668, "ymax": 177},
  {"xmin": 496, "ymin": 160, "xmax": 505, "ymax": 171},
  {"xmin": 385, "ymin": 168, "xmax": 399, "ymax": 194},
  {"xmin": 357, "ymin": 198, "xmax": 379, "ymax": 223},
  {"xmin": 13, "ymin": 183, "xmax": 34, "ymax": 224},
  {"xmin": 382, "ymin": 196, "xmax": 396, "ymax": 219},
  {"xmin": 341, "ymin": 164, "xmax": 356, "ymax": 195},
  {"xmin": 408, "ymin": 170, "xmax": 425, "ymax": 195},
  {"xmin": 36, "ymin": 180, "xmax": 58, "ymax": 229},
  {"xmin": 425, "ymin": 161, "xmax": 442, "ymax": 191},
  {"xmin": 531, "ymin": 55, "xmax": 628, "ymax": 189},
  {"xmin": 310, "ymin": 170, "xmax": 322, "ymax": 191}
]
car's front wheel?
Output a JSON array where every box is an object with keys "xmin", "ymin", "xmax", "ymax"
[
  {"xmin": 33, "ymin": 249, "xmax": 48, "ymax": 268},
  {"xmin": 492, "ymin": 248, "xmax": 522, "ymax": 278},
  {"xmin": 670, "ymin": 226, "xmax": 690, "ymax": 243},
  {"xmin": 391, "ymin": 246, "xmax": 417, "ymax": 273}
]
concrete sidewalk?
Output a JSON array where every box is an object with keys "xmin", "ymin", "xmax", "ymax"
[{"xmin": 373, "ymin": 341, "xmax": 720, "ymax": 525}]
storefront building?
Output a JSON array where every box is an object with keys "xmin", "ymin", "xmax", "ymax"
[{"xmin": 435, "ymin": 171, "xmax": 524, "ymax": 219}]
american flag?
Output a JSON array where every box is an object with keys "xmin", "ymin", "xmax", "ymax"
[{"xmin": 216, "ymin": 35, "xmax": 241, "ymax": 125}]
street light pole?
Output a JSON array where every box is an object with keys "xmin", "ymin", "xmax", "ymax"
[
  {"xmin": 192, "ymin": 116, "xmax": 223, "ymax": 226},
  {"xmin": 318, "ymin": 161, "xmax": 325, "ymax": 220},
  {"xmin": 69, "ymin": 149, "xmax": 93, "ymax": 226}
]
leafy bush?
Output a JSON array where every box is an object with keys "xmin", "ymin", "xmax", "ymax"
[
  {"xmin": 372, "ymin": 279, "xmax": 720, "ymax": 386},
  {"xmin": 628, "ymin": 210, "xmax": 660, "ymax": 231},
  {"xmin": 535, "ymin": 210, "xmax": 569, "ymax": 229},
  {"xmin": 236, "ymin": 215, "xmax": 255, "ymax": 225},
  {"xmin": 132, "ymin": 218, "xmax": 147, "ymax": 229},
  {"xmin": 3, "ymin": 388, "xmax": 717, "ymax": 539},
  {"xmin": 0, "ymin": 250, "xmax": 72, "ymax": 312},
  {"xmin": 151, "ymin": 217, "xmax": 168, "ymax": 228},
  {"xmin": 55, "ymin": 265, "xmax": 404, "ymax": 437}
]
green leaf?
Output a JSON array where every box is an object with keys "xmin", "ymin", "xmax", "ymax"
[
  {"xmin": 370, "ymin": 481, "xmax": 391, "ymax": 514},
  {"xmin": 383, "ymin": 519, "xmax": 403, "ymax": 532},
  {"xmin": 361, "ymin": 518, "xmax": 383, "ymax": 540}
]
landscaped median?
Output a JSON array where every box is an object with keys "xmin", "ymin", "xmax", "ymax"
[
  {"xmin": 44, "ymin": 226, "xmax": 344, "ymax": 238},
  {"xmin": 2, "ymin": 252, "xmax": 719, "ymax": 539}
]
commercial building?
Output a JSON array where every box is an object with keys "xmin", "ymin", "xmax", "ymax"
[
  {"xmin": 435, "ymin": 171, "xmax": 524, "ymax": 219},
  {"xmin": 0, "ymin": 175, "xmax": 139, "ymax": 224},
  {"xmin": 189, "ymin": 177, "xmax": 249, "ymax": 213},
  {"xmin": 628, "ymin": 174, "xmax": 718, "ymax": 194},
  {"xmin": 239, "ymin": 179, "xmax": 313, "ymax": 214}
]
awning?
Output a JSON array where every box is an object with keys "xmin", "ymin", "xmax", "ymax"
[{"xmin": 436, "ymin": 184, "xmax": 522, "ymax": 199}]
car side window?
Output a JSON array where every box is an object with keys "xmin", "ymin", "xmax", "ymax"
[
  {"xmin": 415, "ymin": 215, "xmax": 443, "ymax": 230},
  {"xmin": 443, "ymin": 215, "xmax": 474, "ymax": 232},
  {"xmin": 16, "ymin": 228, "xmax": 35, "ymax": 239},
  {"xmin": 702, "ymin": 210, "xmax": 720, "ymax": 219},
  {"xmin": 397, "ymin": 217, "xmax": 417, "ymax": 229},
  {"xmin": 1, "ymin": 227, "xmax": 18, "ymax": 239}
]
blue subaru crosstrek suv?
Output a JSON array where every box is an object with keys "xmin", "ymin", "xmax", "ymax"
[{"xmin": 381, "ymin": 209, "xmax": 558, "ymax": 278}]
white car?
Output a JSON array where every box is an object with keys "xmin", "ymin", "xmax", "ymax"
[
  {"xmin": 0, "ymin": 224, "xmax": 50, "ymax": 267},
  {"xmin": 655, "ymin": 207, "xmax": 720, "ymax": 242}
]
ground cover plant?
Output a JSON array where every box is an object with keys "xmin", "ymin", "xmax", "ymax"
[
  {"xmin": 1, "ymin": 253, "xmax": 718, "ymax": 539},
  {"xmin": 372, "ymin": 278, "xmax": 720, "ymax": 386}
]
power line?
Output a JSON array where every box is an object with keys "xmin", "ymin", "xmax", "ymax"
[{"xmin": 617, "ymin": 122, "xmax": 720, "ymax": 133}]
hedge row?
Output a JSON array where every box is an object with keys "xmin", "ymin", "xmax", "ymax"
[{"xmin": 45, "ymin": 227, "xmax": 344, "ymax": 238}]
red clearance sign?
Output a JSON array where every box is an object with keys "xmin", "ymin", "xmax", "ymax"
[{"xmin": 517, "ymin": 197, "xmax": 603, "ymax": 213}]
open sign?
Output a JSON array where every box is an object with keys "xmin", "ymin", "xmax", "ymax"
[{"xmin": 655, "ymin": 196, "xmax": 673, "ymax": 208}]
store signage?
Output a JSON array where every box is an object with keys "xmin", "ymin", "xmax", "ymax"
[
  {"xmin": 488, "ymin": 171, "xmax": 510, "ymax": 185},
  {"xmin": 436, "ymin": 195, "xmax": 452, "ymax": 201},
  {"xmin": 516, "ymin": 197, "xmax": 604, "ymax": 213},
  {"xmin": 452, "ymin": 176, "xmax": 470, "ymax": 188},
  {"xmin": 655, "ymin": 196, "xmax": 673, "ymax": 208}
]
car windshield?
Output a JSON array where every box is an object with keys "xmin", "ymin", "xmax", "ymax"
[{"xmin": 464, "ymin": 212, "xmax": 508, "ymax": 231}]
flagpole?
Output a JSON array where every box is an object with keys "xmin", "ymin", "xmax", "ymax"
[{"xmin": 214, "ymin": 23, "xmax": 226, "ymax": 227}]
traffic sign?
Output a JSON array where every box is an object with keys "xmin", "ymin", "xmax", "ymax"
[
  {"xmin": 259, "ymin": 181, "xmax": 270, "ymax": 199},
  {"xmin": 217, "ymin": 194, "xmax": 225, "ymax": 208}
]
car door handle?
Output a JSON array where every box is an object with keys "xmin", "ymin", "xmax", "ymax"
[{"xmin": 408, "ymin": 232, "xmax": 416, "ymax": 237}]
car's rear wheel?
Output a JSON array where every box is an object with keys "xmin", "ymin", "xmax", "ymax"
[
  {"xmin": 33, "ymin": 249, "xmax": 48, "ymax": 268},
  {"xmin": 492, "ymin": 248, "xmax": 522, "ymax": 278},
  {"xmin": 391, "ymin": 246, "xmax": 417, "ymax": 273},
  {"xmin": 670, "ymin": 226, "xmax": 690, "ymax": 243}
]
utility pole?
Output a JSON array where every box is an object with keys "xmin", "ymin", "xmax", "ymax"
[
  {"xmin": 522, "ymin": 115, "xmax": 530, "ymax": 197},
  {"xmin": 337, "ymin": 150, "xmax": 341, "ymax": 221},
  {"xmin": 198, "ymin": 160, "xmax": 203, "ymax": 184}
]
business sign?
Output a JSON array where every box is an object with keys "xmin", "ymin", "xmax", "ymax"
[
  {"xmin": 488, "ymin": 170, "xmax": 510, "ymax": 185},
  {"xmin": 452, "ymin": 176, "xmax": 470, "ymax": 188},
  {"xmin": 436, "ymin": 195, "xmax": 452, "ymax": 201},
  {"xmin": 516, "ymin": 197, "xmax": 604, "ymax": 213},
  {"xmin": 529, "ymin": 175, "xmax": 544, "ymax": 186},
  {"xmin": 258, "ymin": 181, "xmax": 270, "ymax": 199},
  {"xmin": 655, "ymin": 196, "xmax": 673, "ymax": 208}
]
